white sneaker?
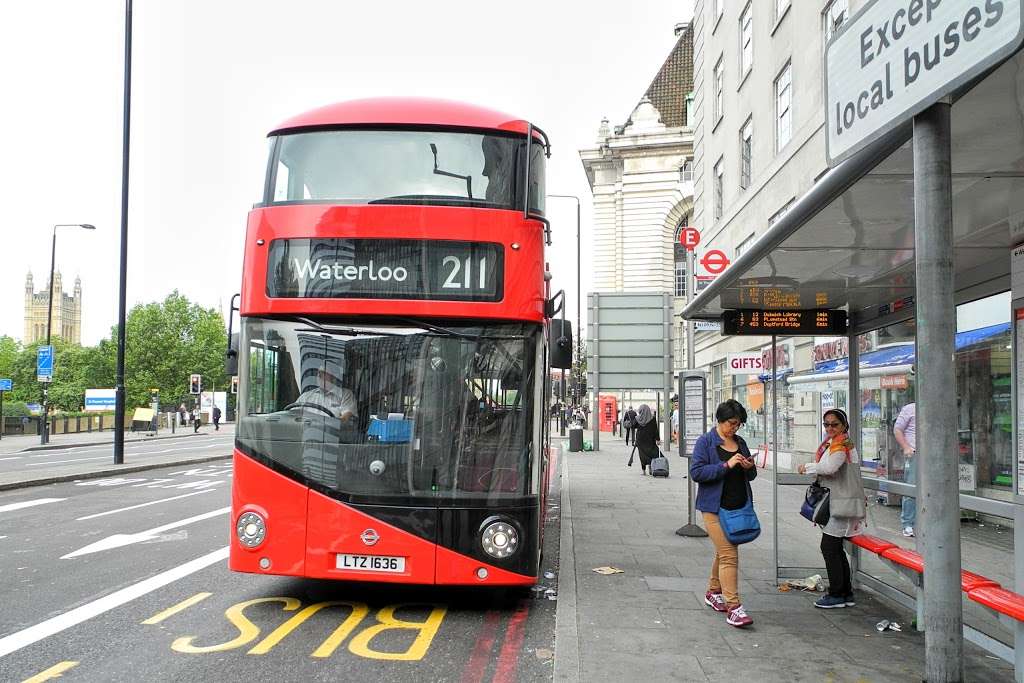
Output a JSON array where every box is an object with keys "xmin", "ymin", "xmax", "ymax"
[{"xmin": 902, "ymin": 526, "xmax": 915, "ymax": 537}]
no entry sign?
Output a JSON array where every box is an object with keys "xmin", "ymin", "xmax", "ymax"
[
  {"xmin": 679, "ymin": 227, "xmax": 700, "ymax": 251},
  {"xmin": 700, "ymin": 249, "xmax": 730, "ymax": 275}
]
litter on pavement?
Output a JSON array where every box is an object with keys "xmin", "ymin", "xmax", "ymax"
[
  {"xmin": 779, "ymin": 574, "xmax": 824, "ymax": 592},
  {"xmin": 876, "ymin": 620, "xmax": 903, "ymax": 632},
  {"xmin": 591, "ymin": 566, "xmax": 625, "ymax": 575}
]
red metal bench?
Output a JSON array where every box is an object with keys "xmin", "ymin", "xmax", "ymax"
[
  {"xmin": 880, "ymin": 546, "xmax": 925, "ymax": 573},
  {"xmin": 849, "ymin": 534, "xmax": 895, "ymax": 555},
  {"xmin": 961, "ymin": 570, "xmax": 1000, "ymax": 593},
  {"xmin": 968, "ymin": 586, "xmax": 1024, "ymax": 628}
]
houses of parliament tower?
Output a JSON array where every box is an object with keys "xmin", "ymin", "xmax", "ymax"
[{"xmin": 23, "ymin": 271, "xmax": 82, "ymax": 345}]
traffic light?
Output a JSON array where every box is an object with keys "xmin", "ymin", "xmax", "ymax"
[
  {"xmin": 189, "ymin": 374, "xmax": 202, "ymax": 395},
  {"xmin": 230, "ymin": 375, "xmax": 239, "ymax": 394}
]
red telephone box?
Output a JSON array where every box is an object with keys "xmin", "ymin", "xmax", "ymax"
[{"xmin": 599, "ymin": 395, "xmax": 618, "ymax": 433}]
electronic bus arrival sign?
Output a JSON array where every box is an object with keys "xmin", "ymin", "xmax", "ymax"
[
  {"xmin": 722, "ymin": 309, "xmax": 848, "ymax": 336},
  {"xmin": 825, "ymin": 0, "xmax": 1024, "ymax": 165}
]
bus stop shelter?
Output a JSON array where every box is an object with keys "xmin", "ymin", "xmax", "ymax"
[{"xmin": 682, "ymin": 45, "xmax": 1024, "ymax": 681}]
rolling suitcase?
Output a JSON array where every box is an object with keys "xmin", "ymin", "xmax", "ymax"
[{"xmin": 650, "ymin": 454, "xmax": 669, "ymax": 477}]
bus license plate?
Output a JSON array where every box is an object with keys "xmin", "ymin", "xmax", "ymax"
[{"xmin": 336, "ymin": 554, "xmax": 406, "ymax": 573}]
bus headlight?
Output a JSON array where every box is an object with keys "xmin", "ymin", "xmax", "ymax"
[
  {"xmin": 236, "ymin": 512, "xmax": 266, "ymax": 548},
  {"xmin": 480, "ymin": 519, "xmax": 519, "ymax": 559}
]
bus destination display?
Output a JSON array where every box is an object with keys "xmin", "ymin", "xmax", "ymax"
[
  {"xmin": 267, "ymin": 238, "xmax": 503, "ymax": 301},
  {"xmin": 722, "ymin": 309, "xmax": 848, "ymax": 336}
]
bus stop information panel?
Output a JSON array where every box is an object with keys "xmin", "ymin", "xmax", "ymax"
[{"xmin": 722, "ymin": 309, "xmax": 848, "ymax": 336}]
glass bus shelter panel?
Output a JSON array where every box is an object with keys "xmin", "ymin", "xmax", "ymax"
[
  {"xmin": 851, "ymin": 297, "xmax": 1015, "ymax": 498},
  {"xmin": 238, "ymin": 318, "xmax": 539, "ymax": 502},
  {"xmin": 853, "ymin": 494, "xmax": 1015, "ymax": 645}
]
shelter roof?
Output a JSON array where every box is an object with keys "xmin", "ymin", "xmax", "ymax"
[{"xmin": 682, "ymin": 52, "xmax": 1024, "ymax": 332}]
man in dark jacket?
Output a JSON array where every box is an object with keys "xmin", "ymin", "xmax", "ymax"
[
  {"xmin": 212, "ymin": 405, "xmax": 222, "ymax": 431},
  {"xmin": 623, "ymin": 406, "xmax": 638, "ymax": 445}
]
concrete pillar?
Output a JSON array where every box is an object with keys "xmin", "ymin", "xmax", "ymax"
[{"xmin": 913, "ymin": 101, "xmax": 963, "ymax": 682}]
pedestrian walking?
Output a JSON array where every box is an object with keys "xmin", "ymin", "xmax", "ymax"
[
  {"xmin": 671, "ymin": 404, "xmax": 679, "ymax": 444},
  {"xmin": 178, "ymin": 403, "xmax": 187, "ymax": 426},
  {"xmin": 893, "ymin": 402, "xmax": 917, "ymax": 537},
  {"xmin": 798, "ymin": 409, "xmax": 866, "ymax": 609},
  {"xmin": 628, "ymin": 404, "xmax": 660, "ymax": 474},
  {"xmin": 192, "ymin": 408, "xmax": 201, "ymax": 433},
  {"xmin": 212, "ymin": 405, "xmax": 222, "ymax": 430},
  {"xmin": 623, "ymin": 406, "xmax": 637, "ymax": 445},
  {"xmin": 690, "ymin": 399, "xmax": 756, "ymax": 628}
]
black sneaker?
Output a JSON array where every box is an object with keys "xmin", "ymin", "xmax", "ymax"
[{"xmin": 844, "ymin": 594, "xmax": 855, "ymax": 607}]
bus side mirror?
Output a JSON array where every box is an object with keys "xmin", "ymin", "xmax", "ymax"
[
  {"xmin": 225, "ymin": 293, "xmax": 240, "ymax": 376},
  {"xmin": 549, "ymin": 320, "xmax": 572, "ymax": 370},
  {"xmin": 225, "ymin": 333, "xmax": 239, "ymax": 376}
]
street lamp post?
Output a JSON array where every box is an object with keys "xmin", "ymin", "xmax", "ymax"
[
  {"xmin": 548, "ymin": 193, "xmax": 581, "ymax": 438},
  {"xmin": 547, "ymin": 194, "xmax": 581, "ymax": 419},
  {"xmin": 40, "ymin": 223, "xmax": 96, "ymax": 445},
  {"xmin": 114, "ymin": 0, "xmax": 134, "ymax": 466}
]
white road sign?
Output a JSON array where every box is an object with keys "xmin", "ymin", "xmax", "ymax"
[{"xmin": 826, "ymin": 0, "xmax": 1023, "ymax": 164}]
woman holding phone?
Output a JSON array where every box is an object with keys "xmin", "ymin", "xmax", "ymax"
[
  {"xmin": 690, "ymin": 399, "xmax": 756, "ymax": 628},
  {"xmin": 798, "ymin": 409, "xmax": 866, "ymax": 609}
]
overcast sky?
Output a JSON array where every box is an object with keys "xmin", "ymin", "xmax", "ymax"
[{"xmin": 0, "ymin": 1, "xmax": 693, "ymax": 345}]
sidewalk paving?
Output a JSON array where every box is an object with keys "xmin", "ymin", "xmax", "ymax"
[
  {"xmin": 553, "ymin": 433, "xmax": 1014, "ymax": 682},
  {"xmin": 0, "ymin": 424, "xmax": 234, "ymax": 491}
]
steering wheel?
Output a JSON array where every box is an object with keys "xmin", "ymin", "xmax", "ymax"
[{"xmin": 286, "ymin": 402, "xmax": 335, "ymax": 417}]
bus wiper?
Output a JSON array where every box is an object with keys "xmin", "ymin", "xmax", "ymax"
[
  {"xmin": 393, "ymin": 317, "xmax": 527, "ymax": 341},
  {"xmin": 295, "ymin": 317, "xmax": 404, "ymax": 337},
  {"xmin": 393, "ymin": 317, "xmax": 471, "ymax": 339}
]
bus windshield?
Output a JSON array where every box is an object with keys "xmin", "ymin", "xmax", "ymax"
[
  {"xmin": 237, "ymin": 318, "xmax": 540, "ymax": 502},
  {"xmin": 266, "ymin": 129, "xmax": 545, "ymax": 212}
]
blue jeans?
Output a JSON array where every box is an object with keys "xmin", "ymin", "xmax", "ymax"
[{"xmin": 900, "ymin": 456, "xmax": 916, "ymax": 528}]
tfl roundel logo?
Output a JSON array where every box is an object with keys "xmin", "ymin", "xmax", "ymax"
[{"xmin": 360, "ymin": 529, "xmax": 380, "ymax": 546}]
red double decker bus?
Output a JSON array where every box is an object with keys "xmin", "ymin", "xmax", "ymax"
[{"xmin": 229, "ymin": 97, "xmax": 570, "ymax": 586}]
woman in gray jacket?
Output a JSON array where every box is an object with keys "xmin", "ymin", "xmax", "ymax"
[{"xmin": 798, "ymin": 409, "xmax": 866, "ymax": 608}]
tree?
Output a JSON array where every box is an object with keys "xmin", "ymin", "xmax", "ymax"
[
  {"xmin": 0, "ymin": 292, "xmax": 228, "ymax": 413},
  {"xmin": 1, "ymin": 401, "xmax": 30, "ymax": 417},
  {"xmin": 121, "ymin": 292, "xmax": 228, "ymax": 409},
  {"xmin": 0, "ymin": 335, "xmax": 18, "ymax": 379}
]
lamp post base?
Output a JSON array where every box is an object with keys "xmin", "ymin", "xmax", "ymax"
[{"xmin": 676, "ymin": 524, "xmax": 708, "ymax": 537}]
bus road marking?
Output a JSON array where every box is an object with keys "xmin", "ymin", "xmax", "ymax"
[
  {"xmin": 76, "ymin": 490, "xmax": 216, "ymax": 521},
  {"xmin": 162, "ymin": 599, "xmax": 446, "ymax": 660},
  {"xmin": 20, "ymin": 660, "xmax": 79, "ymax": 682},
  {"xmin": 347, "ymin": 604, "xmax": 447, "ymax": 661},
  {"xmin": 141, "ymin": 592, "xmax": 213, "ymax": 625},
  {"xmin": 0, "ymin": 498, "xmax": 67, "ymax": 514},
  {"xmin": 0, "ymin": 546, "xmax": 228, "ymax": 659}
]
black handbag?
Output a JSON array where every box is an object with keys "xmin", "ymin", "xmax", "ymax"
[{"xmin": 800, "ymin": 480, "xmax": 831, "ymax": 525}]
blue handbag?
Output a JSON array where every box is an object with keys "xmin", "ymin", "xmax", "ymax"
[{"xmin": 719, "ymin": 486, "xmax": 761, "ymax": 545}]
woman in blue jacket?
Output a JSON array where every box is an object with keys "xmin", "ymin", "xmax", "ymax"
[{"xmin": 689, "ymin": 399, "xmax": 757, "ymax": 628}]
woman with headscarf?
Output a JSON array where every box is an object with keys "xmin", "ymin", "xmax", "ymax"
[
  {"xmin": 631, "ymin": 404, "xmax": 661, "ymax": 475},
  {"xmin": 798, "ymin": 408, "xmax": 866, "ymax": 609}
]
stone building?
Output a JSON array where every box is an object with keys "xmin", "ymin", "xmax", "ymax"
[
  {"xmin": 580, "ymin": 21, "xmax": 696, "ymax": 372},
  {"xmin": 24, "ymin": 271, "xmax": 82, "ymax": 345}
]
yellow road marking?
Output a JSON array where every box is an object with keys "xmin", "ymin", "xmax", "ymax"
[
  {"xmin": 348, "ymin": 604, "xmax": 447, "ymax": 661},
  {"xmin": 250, "ymin": 601, "xmax": 369, "ymax": 656},
  {"xmin": 21, "ymin": 661, "xmax": 78, "ymax": 682},
  {"xmin": 142, "ymin": 592, "xmax": 213, "ymax": 625},
  {"xmin": 172, "ymin": 597, "xmax": 301, "ymax": 653}
]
